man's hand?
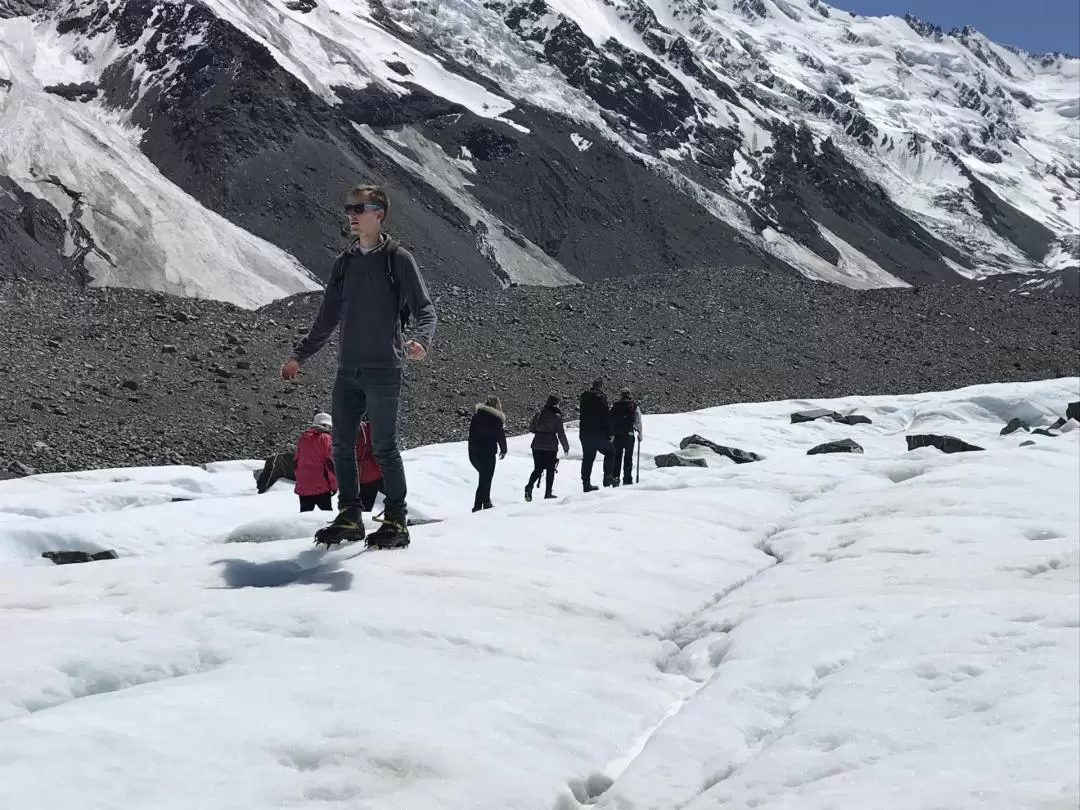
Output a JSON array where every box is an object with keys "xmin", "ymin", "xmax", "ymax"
[
  {"xmin": 280, "ymin": 358, "xmax": 300, "ymax": 380},
  {"xmin": 405, "ymin": 340, "xmax": 427, "ymax": 361}
]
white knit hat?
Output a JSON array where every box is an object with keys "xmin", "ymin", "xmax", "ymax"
[{"xmin": 312, "ymin": 412, "xmax": 332, "ymax": 430}]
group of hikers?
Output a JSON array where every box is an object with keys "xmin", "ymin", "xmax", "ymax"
[
  {"xmin": 284, "ymin": 376, "xmax": 645, "ymax": 519},
  {"xmin": 273, "ymin": 182, "xmax": 640, "ymax": 549},
  {"xmin": 465, "ymin": 381, "xmax": 644, "ymax": 510}
]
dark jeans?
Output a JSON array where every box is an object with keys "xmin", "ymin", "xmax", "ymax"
[
  {"xmin": 332, "ymin": 367, "xmax": 406, "ymax": 516},
  {"xmin": 526, "ymin": 449, "xmax": 558, "ymax": 496},
  {"xmin": 299, "ymin": 493, "xmax": 333, "ymax": 512},
  {"xmin": 612, "ymin": 433, "xmax": 636, "ymax": 482},
  {"xmin": 580, "ymin": 430, "xmax": 614, "ymax": 484},
  {"xmin": 470, "ymin": 450, "xmax": 496, "ymax": 510},
  {"xmin": 359, "ymin": 478, "xmax": 384, "ymax": 512}
]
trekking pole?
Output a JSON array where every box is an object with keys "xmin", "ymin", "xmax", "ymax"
[{"xmin": 635, "ymin": 436, "xmax": 641, "ymax": 484}]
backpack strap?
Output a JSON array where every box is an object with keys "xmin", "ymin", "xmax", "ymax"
[
  {"xmin": 329, "ymin": 252, "xmax": 349, "ymax": 293},
  {"xmin": 384, "ymin": 243, "xmax": 400, "ymax": 300},
  {"xmin": 384, "ymin": 244, "xmax": 411, "ymax": 330}
]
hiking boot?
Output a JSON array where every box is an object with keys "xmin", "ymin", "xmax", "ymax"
[
  {"xmin": 482, "ymin": 502, "xmax": 493, "ymax": 510},
  {"xmin": 544, "ymin": 492, "xmax": 556, "ymax": 499},
  {"xmin": 583, "ymin": 482, "xmax": 598, "ymax": 493},
  {"xmin": 623, "ymin": 477, "xmax": 633, "ymax": 485},
  {"xmin": 367, "ymin": 509, "xmax": 410, "ymax": 549},
  {"xmin": 524, "ymin": 486, "xmax": 533, "ymax": 503},
  {"xmin": 314, "ymin": 505, "xmax": 364, "ymax": 546}
]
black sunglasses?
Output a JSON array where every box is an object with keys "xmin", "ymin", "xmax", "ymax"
[{"xmin": 344, "ymin": 203, "xmax": 384, "ymax": 215}]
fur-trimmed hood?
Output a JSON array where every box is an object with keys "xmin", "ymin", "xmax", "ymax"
[{"xmin": 475, "ymin": 403, "xmax": 506, "ymax": 423}]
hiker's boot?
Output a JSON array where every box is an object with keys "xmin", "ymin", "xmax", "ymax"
[
  {"xmin": 583, "ymin": 482, "xmax": 598, "ymax": 493},
  {"xmin": 314, "ymin": 505, "xmax": 364, "ymax": 547},
  {"xmin": 367, "ymin": 507, "xmax": 410, "ymax": 549}
]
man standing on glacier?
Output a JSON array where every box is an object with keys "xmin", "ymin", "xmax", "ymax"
[{"xmin": 280, "ymin": 184, "xmax": 437, "ymax": 549}]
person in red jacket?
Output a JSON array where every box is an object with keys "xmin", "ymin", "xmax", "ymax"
[
  {"xmin": 355, "ymin": 417, "xmax": 385, "ymax": 511},
  {"xmin": 294, "ymin": 412, "xmax": 338, "ymax": 512}
]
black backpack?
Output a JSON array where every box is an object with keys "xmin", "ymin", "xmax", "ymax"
[
  {"xmin": 578, "ymin": 390, "xmax": 610, "ymax": 431},
  {"xmin": 610, "ymin": 399, "xmax": 637, "ymax": 434}
]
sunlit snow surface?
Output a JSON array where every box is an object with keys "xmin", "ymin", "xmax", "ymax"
[{"xmin": 1, "ymin": 378, "xmax": 1077, "ymax": 808}]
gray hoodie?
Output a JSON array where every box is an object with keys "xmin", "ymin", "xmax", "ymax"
[{"xmin": 290, "ymin": 235, "xmax": 437, "ymax": 369}]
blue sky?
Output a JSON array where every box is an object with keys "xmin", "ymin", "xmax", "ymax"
[{"xmin": 831, "ymin": 0, "xmax": 1080, "ymax": 55}]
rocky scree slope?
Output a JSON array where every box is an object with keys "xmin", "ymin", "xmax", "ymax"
[{"xmin": 2, "ymin": 269, "xmax": 1077, "ymax": 476}]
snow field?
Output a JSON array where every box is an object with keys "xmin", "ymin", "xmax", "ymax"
[{"xmin": 0, "ymin": 378, "xmax": 1077, "ymax": 808}]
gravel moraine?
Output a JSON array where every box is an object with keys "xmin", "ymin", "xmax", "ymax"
[{"xmin": 2, "ymin": 267, "xmax": 1077, "ymax": 477}]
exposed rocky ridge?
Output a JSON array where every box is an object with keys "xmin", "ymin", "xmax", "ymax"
[{"xmin": 3, "ymin": 268, "xmax": 1077, "ymax": 477}]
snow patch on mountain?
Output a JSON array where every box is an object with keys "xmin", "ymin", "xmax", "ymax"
[
  {"xmin": 0, "ymin": 18, "xmax": 320, "ymax": 306},
  {"xmin": 355, "ymin": 123, "xmax": 581, "ymax": 287}
]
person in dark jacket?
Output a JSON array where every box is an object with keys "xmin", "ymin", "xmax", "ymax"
[
  {"xmin": 609, "ymin": 387, "xmax": 643, "ymax": 486},
  {"xmin": 578, "ymin": 379, "xmax": 615, "ymax": 491},
  {"xmin": 468, "ymin": 396, "xmax": 508, "ymax": 512},
  {"xmin": 525, "ymin": 395, "xmax": 570, "ymax": 502},
  {"xmin": 280, "ymin": 183, "xmax": 437, "ymax": 548}
]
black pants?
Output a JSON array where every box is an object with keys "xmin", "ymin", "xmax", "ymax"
[
  {"xmin": 612, "ymin": 434, "xmax": 636, "ymax": 483},
  {"xmin": 470, "ymin": 451, "xmax": 497, "ymax": 510},
  {"xmin": 359, "ymin": 478, "xmax": 384, "ymax": 512},
  {"xmin": 299, "ymin": 492, "xmax": 333, "ymax": 512},
  {"xmin": 331, "ymin": 367, "xmax": 406, "ymax": 516},
  {"xmin": 580, "ymin": 431, "xmax": 614, "ymax": 485},
  {"xmin": 526, "ymin": 449, "xmax": 558, "ymax": 496}
]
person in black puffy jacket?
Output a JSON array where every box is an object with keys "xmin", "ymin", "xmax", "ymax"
[
  {"xmin": 578, "ymin": 379, "xmax": 615, "ymax": 491},
  {"xmin": 525, "ymin": 395, "xmax": 570, "ymax": 502},
  {"xmin": 609, "ymin": 388, "xmax": 643, "ymax": 486},
  {"xmin": 468, "ymin": 395, "xmax": 508, "ymax": 511}
]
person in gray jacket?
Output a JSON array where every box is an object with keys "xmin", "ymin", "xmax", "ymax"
[
  {"xmin": 525, "ymin": 395, "xmax": 570, "ymax": 502},
  {"xmin": 280, "ymin": 184, "xmax": 437, "ymax": 548}
]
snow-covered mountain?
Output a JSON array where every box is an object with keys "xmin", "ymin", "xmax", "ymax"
[{"xmin": 1, "ymin": 0, "xmax": 1077, "ymax": 304}]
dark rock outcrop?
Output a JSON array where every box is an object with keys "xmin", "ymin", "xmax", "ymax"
[
  {"xmin": 791, "ymin": 409, "xmax": 872, "ymax": 425},
  {"xmin": 42, "ymin": 549, "xmax": 119, "ymax": 564},
  {"xmin": 679, "ymin": 435, "xmax": 762, "ymax": 464},
  {"xmin": 906, "ymin": 434, "xmax": 984, "ymax": 454},
  {"xmin": 43, "ymin": 81, "xmax": 99, "ymax": 101},
  {"xmin": 1000, "ymin": 417, "xmax": 1031, "ymax": 435},
  {"xmin": 654, "ymin": 453, "xmax": 708, "ymax": 468},
  {"xmin": 807, "ymin": 438, "xmax": 863, "ymax": 455}
]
